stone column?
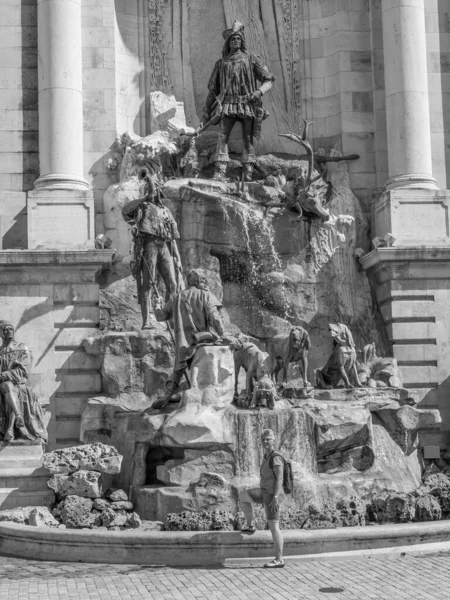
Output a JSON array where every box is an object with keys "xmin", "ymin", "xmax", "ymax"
[
  {"xmin": 35, "ymin": 0, "xmax": 87, "ymax": 189},
  {"xmin": 382, "ymin": 0, "xmax": 437, "ymax": 190},
  {"xmin": 28, "ymin": 0, "xmax": 94, "ymax": 249}
]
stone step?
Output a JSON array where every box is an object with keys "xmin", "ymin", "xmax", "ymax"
[
  {"xmin": 0, "ymin": 459, "xmax": 44, "ymax": 469},
  {"xmin": 0, "ymin": 489, "xmax": 54, "ymax": 510},
  {"xmin": 0, "ymin": 473, "xmax": 50, "ymax": 493},
  {"xmin": 0, "ymin": 465, "xmax": 49, "ymax": 477}
]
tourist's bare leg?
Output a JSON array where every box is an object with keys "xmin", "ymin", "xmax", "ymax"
[
  {"xmin": 239, "ymin": 488, "xmax": 262, "ymax": 528},
  {"xmin": 268, "ymin": 520, "xmax": 284, "ymax": 562}
]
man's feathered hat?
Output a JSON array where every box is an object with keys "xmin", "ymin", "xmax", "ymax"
[{"xmin": 223, "ymin": 20, "xmax": 245, "ymax": 42}]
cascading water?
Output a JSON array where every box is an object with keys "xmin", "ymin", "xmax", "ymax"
[
  {"xmin": 232, "ymin": 407, "xmax": 318, "ymax": 478},
  {"xmin": 215, "ymin": 192, "xmax": 293, "ymax": 322}
]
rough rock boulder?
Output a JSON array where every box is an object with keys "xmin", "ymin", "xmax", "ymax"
[
  {"xmin": 42, "ymin": 443, "xmax": 122, "ymax": 475},
  {"xmin": 59, "ymin": 496, "xmax": 94, "ymax": 528},
  {"xmin": 48, "ymin": 470, "xmax": 102, "ymax": 499},
  {"xmin": 28, "ymin": 507, "xmax": 59, "ymax": 528}
]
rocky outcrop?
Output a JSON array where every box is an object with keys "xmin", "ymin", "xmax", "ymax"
[
  {"xmin": 42, "ymin": 443, "xmax": 122, "ymax": 475},
  {"xmin": 52, "ymin": 487, "xmax": 141, "ymax": 530}
]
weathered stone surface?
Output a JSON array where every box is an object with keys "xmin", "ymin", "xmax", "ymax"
[
  {"xmin": 385, "ymin": 494, "xmax": 417, "ymax": 523},
  {"xmin": 80, "ymin": 329, "xmax": 173, "ymax": 424},
  {"xmin": 126, "ymin": 512, "xmax": 142, "ymax": 529},
  {"xmin": 93, "ymin": 498, "xmax": 110, "ymax": 512},
  {"xmin": 100, "ymin": 507, "xmax": 116, "ymax": 528},
  {"xmin": 423, "ymin": 473, "xmax": 450, "ymax": 514},
  {"xmin": 140, "ymin": 520, "xmax": 164, "ymax": 531},
  {"xmin": 375, "ymin": 405, "xmax": 441, "ymax": 454},
  {"xmin": 165, "ymin": 509, "xmax": 237, "ymax": 532},
  {"xmin": 416, "ymin": 495, "xmax": 441, "ymax": 521},
  {"xmin": 48, "ymin": 470, "xmax": 101, "ymax": 499},
  {"xmin": 0, "ymin": 507, "xmax": 34, "ymax": 524},
  {"xmin": 103, "ymin": 488, "xmax": 128, "ymax": 502},
  {"xmin": 60, "ymin": 496, "xmax": 93, "ymax": 528},
  {"xmin": 28, "ymin": 507, "xmax": 59, "ymax": 528},
  {"xmin": 88, "ymin": 509, "xmax": 103, "ymax": 529},
  {"xmin": 42, "ymin": 443, "xmax": 122, "ymax": 475},
  {"xmin": 109, "ymin": 512, "xmax": 128, "ymax": 528},
  {"xmin": 179, "ymin": 346, "xmax": 234, "ymax": 410},
  {"xmin": 307, "ymin": 403, "xmax": 372, "ymax": 473},
  {"xmin": 111, "ymin": 501, "xmax": 133, "ymax": 511},
  {"xmin": 192, "ymin": 473, "xmax": 228, "ymax": 489},
  {"xmin": 156, "ymin": 449, "xmax": 235, "ymax": 487}
]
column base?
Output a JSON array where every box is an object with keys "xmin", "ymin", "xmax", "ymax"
[
  {"xmin": 27, "ymin": 188, "xmax": 95, "ymax": 249},
  {"xmin": 373, "ymin": 188, "xmax": 450, "ymax": 246},
  {"xmin": 34, "ymin": 174, "xmax": 90, "ymax": 191},
  {"xmin": 385, "ymin": 174, "xmax": 438, "ymax": 191}
]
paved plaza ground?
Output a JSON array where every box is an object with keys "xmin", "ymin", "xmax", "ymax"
[{"xmin": 0, "ymin": 551, "xmax": 449, "ymax": 600}]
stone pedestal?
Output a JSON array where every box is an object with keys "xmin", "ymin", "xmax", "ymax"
[
  {"xmin": 0, "ymin": 442, "xmax": 54, "ymax": 509},
  {"xmin": 361, "ymin": 247, "xmax": 450, "ymax": 449},
  {"xmin": 373, "ymin": 189, "xmax": 450, "ymax": 246},
  {"xmin": 179, "ymin": 345, "xmax": 234, "ymax": 409},
  {"xmin": 27, "ymin": 189, "xmax": 95, "ymax": 250}
]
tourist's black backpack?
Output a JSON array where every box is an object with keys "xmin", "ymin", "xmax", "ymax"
[{"xmin": 269, "ymin": 451, "xmax": 294, "ymax": 495}]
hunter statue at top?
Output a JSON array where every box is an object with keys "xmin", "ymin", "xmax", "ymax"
[{"xmin": 202, "ymin": 21, "xmax": 275, "ymax": 182}]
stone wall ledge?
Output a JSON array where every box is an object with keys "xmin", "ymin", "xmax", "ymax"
[
  {"xmin": 361, "ymin": 246, "xmax": 450, "ymax": 270},
  {"xmin": 2, "ymin": 520, "xmax": 450, "ymax": 565},
  {"xmin": 0, "ymin": 250, "xmax": 114, "ymax": 267}
]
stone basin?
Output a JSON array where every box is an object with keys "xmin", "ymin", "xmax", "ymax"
[{"xmin": 2, "ymin": 520, "xmax": 450, "ymax": 565}]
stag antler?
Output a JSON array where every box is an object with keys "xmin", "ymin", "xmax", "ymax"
[{"xmin": 279, "ymin": 119, "xmax": 315, "ymax": 190}]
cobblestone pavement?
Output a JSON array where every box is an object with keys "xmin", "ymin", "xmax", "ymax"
[{"xmin": 0, "ymin": 552, "xmax": 449, "ymax": 600}]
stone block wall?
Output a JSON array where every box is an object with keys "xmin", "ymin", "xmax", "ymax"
[
  {"xmin": 80, "ymin": 0, "xmax": 150, "ymax": 236},
  {"xmin": 299, "ymin": 0, "xmax": 376, "ymax": 204},
  {"xmin": 0, "ymin": 0, "xmax": 38, "ymax": 249},
  {"xmin": 362, "ymin": 245, "xmax": 450, "ymax": 451},
  {"xmin": 0, "ymin": 251, "xmax": 112, "ymax": 450},
  {"xmin": 81, "ymin": 0, "xmax": 118, "ymax": 235}
]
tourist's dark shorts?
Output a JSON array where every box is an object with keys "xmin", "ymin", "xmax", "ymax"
[{"xmin": 247, "ymin": 487, "xmax": 282, "ymax": 521}]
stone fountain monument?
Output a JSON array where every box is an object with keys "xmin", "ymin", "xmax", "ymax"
[
  {"xmin": 76, "ymin": 20, "xmax": 441, "ymax": 526},
  {"xmin": 1, "ymin": 2, "xmax": 449, "ymax": 534}
]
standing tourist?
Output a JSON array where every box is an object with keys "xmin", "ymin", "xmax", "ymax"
[{"xmin": 239, "ymin": 429, "xmax": 285, "ymax": 568}]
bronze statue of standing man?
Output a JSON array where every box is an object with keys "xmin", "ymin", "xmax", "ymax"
[
  {"xmin": 122, "ymin": 169, "xmax": 184, "ymax": 329},
  {"xmin": 202, "ymin": 21, "xmax": 275, "ymax": 182}
]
